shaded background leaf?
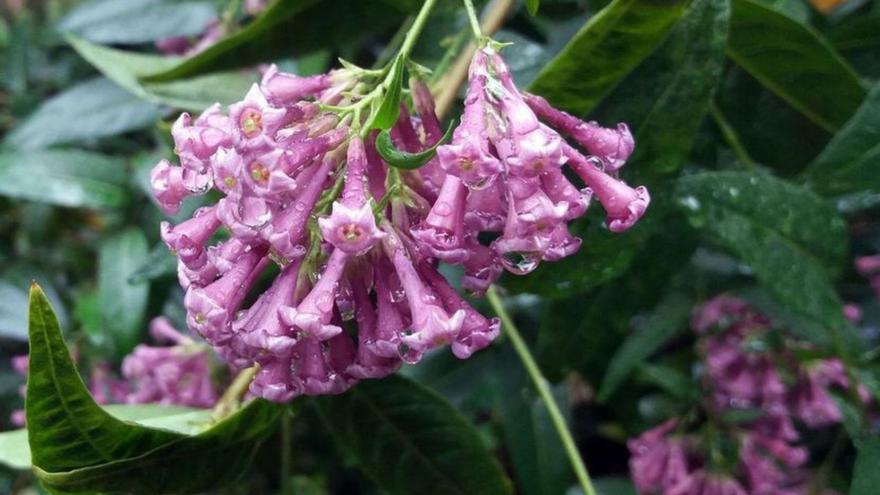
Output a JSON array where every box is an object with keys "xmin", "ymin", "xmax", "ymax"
[
  {"xmin": 315, "ymin": 375, "xmax": 512, "ymax": 495},
  {"xmin": 727, "ymin": 0, "xmax": 866, "ymax": 132},
  {"xmin": 58, "ymin": 0, "xmax": 218, "ymax": 45},
  {"xmin": 0, "ymin": 150, "xmax": 128, "ymax": 209},
  {"xmin": 97, "ymin": 228, "xmax": 149, "ymax": 355},
  {"xmin": 4, "ymin": 77, "xmax": 163, "ymax": 150}
]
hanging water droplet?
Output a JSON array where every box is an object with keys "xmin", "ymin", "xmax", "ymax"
[{"xmin": 500, "ymin": 251, "xmax": 540, "ymax": 275}]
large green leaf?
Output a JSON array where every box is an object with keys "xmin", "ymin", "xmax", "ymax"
[
  {"xmin": 57, "ymin": 0, "xmax": 217, "ymax": 45},
  {"xmin": 25, "ymin": 284, "xmax": 283, "ymax": 493},
  {"xmin": 726, "ymin": 0, "xmax": 866, "ymax": 132},
  {"xmin": 66, "ymin": 36, "xmax": 255, "ymax": 111},
  {"xmin": 528, "ymin": 0, "xmax": 689, "ymax": 116},
  {"xmin": 851, "ymin": 436, "xmax": 880, "ymax": 495},
  {"xmin": 315, "ymin": 375, "xmax": 512, "ymax": 495},
  {"xmin": 97, "ymin": 229, "xmax": 150, "ymax": 356},
  {"xmin": 143, "ymin": 0, "xmax": 414, "ymax": 82},
  {"xmin": 598, "ymin": 291, "xmax": 694, "ymax": 400},
  {"xmin": 674, "ymin": 171, "xmax": 848, "ymax": 333},
  {"xmin": 594, "ymin": 0, "xmax": 730, "ymax": 177},
  {"xmin": 0, "ymin": 405, "xmax": 209, "ymax": 471},
  {"xmin": 491, "ymin": 352, "xmax": 568, "ymax": 495},
  {"xmin": 0, "ymin": 150, "xmax": 128, "ymax": 209},
  {"xmin": 5, "ymin": 77, "xmax": 162, "ymax": 150},
  {"xmin": 805, "ymin": 85, "xmax": 880, "ymax": 197},
  {"xmin": 26, "ymin": 284, "xmax": 184, "ymax": 472}
]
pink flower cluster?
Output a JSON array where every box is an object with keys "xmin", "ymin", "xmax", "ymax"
[
  {"xmin": 115, "ymin": 317, "xmax": 218, "ymax": 407},
  {"xmin": 10, "ymin": 317, "xmax": 218, "ymax": 426},
  {"xmin": 150, "ymin": 46, "xmax": 648, "ymax": 402},
  {"xmin": 628, "ymin": 296, "xmax": 855, "ymax": 495}
]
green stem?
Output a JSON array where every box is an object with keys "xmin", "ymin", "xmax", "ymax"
[
  {"xmin": 709, "ymin": 101, "xmax": 756, "ymax": 170},
  {"xmin": 375, "ymin": 15, "xmax": 415, "ymax": 70},
  {"xmin": 397, "ymin": 0, "xmax": 441, "ymax": 61},
  {"xmin": 461, "ymin": 0, "xmax": 484, "ymax": 39},
  {"xmin": 486, "ymin": 286, "xmax": 598, "ymax": 495},
  {"xmin": 212, "ymin": 365, "xmax": 259, "ymax": 421}
]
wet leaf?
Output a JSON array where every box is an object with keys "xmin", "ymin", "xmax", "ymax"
[
  {"xmin": 674, "ymin": 171, "xmax": 848, "ymax": 332},
  {"xmin": 529, "ymin": 0, "xmax": 689, "ymax": 116},
  {"xmin": 25, "ymin": 284, "xmax": 283, "ymax": 493},
  {"xmin": 316, "ymin": 375, "xmax": 512, "ymax": 495},
  {"xmin": 805, "ymin": 85, "xmax": 880, "ymax": 197},
  {"xmin": 727, "ymin": 0, "xmax": 866, "ymax": 132}
]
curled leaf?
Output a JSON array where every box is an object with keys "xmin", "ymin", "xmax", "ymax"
[{"xmin": 376, "ymin": 121, "xmax": 455, "ymax": 169}]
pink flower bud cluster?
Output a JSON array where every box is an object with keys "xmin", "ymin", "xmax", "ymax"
[
  {"xmin": 150, "ymin": 47, "xmax": 649, "ymax": 403},
  {"xmin": 628, "ymin": 296, "xmax": 858, "ymax": 495}
]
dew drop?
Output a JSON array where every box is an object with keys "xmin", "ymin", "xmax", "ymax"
[{"xmin": 500, "ymin": 251, "xmax": 540, "ymax": 275}]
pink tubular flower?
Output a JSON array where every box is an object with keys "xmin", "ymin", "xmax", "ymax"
[
  {"xmin": 151, "ymin": 47, "xmax": 648, "ymax": 403},
  {"xmin": 279, "ymin": 248, "xmax": 349, "ymax": 341},
  {"xmin": 122, "ymin": 317, "xmax": 218, "ymax": 408},
  {"xmin": 318, "ymin": 137, "xmax": 385, "ymax": 255},
  {"xmin": 628, "ymin": 420, "xmax": 692, "ymax": 493}
]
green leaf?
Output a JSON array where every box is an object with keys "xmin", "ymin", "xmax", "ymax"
[
  {"xmin": 57, "ymin": 0, "xmax": 217, "ymax": 45},
  {"xmin": 368, "ymin": 55, "xmax": 406, "ymax": 131},
  {"xmin": 674, "ymin": 171, "xmax": 848, "ymax": 333},
  {"xmin": 0, "ymin": 150, "xmax": 128, "ymax": 209},
  {"xmin": 375, "ymin": 121, "xmax": 454, "ymax": 169},
  {"xmin": 639, "ymin": 364, "xmax": 698, "ymax": 402},
  {"xmin": 66, "ymin": 36, "xmax": 256, "ymax": 111},
  {"xmin": 528, "ymin": 0, "xmax": 689, "ymax": 116},
  {"xmin": 315, "ymin": 375, "xmax": 512, "ymax": 495},
  {"xmin": 97, "ymin": 228, "xmax": 149, "ymax": 355},
  {"xmin": 26, "ymin": 283, "xmax": 183, "ymax": 472},
  {"xmin": 491, "ymin": 351, "xmax": 568, "ymax": 495},
  {"xmin": 805, "ymin": 85, "xmax": 880, "ymax": 197},
  {"xmin": 0, "ymin": 405, "xmax": 209, "ymax": 471},
  {"xmin": 128, "ymin": 242, "xmax": 178, "ymax": 284},
  {"xmin": 143, "ymin": 0, "xmax": 413, "ymax": 82},
  {"xmin": 25, "ymin": 284, "xmax": 283, "ymax": 493},
  {"xmin": 4, "ymin": 77, "xmax": 162, "ymax": 150},
  {"xmin": 599, "ymin": 292, "xmax": 694, "ymax": 401},
  {"xmin": 594, "ymin": 477, "xmax": 637, "ymax": 495},
  {"xmin": 851, "ymin": 436, "xmax": 880, "ymax": 495},
  {"xmin": 726, "ymin": 0, "xmax": 866, "ymax": 132},
  {"xmin": 595, "ymin": 0, "xmax": 729, "ymax": 177},
  {"xmin": 525, "ymin": 0, "xmax": 540, "ymax": 16}
]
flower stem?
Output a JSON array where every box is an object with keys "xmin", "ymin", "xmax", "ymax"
[
  {"xmin": 212, "ymin": 364, "xmax": 259, "ymax": 421},
  {"xmin": 397, "ymin": 0, "xmax": 441, "ymax": 61},
  {"xmin": 709, "ymin": 101, "xmax": 756, "ymax": 170},
  {"xmin": 462, "ymin": 0, "xmax": 484, "ymax": 39},
  {"xmin": 486, "ymin": 286, "xmax": 598, "ymax": 495},
  {"xmin": 434, "ymin": 0, "xmax": 516, "ymax": 118}
]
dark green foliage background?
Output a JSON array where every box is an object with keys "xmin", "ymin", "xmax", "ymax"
[{"xmin": 1, "ymin": 0, "xmax": 880, "ymax": 493}]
